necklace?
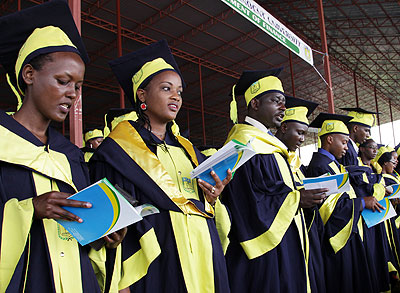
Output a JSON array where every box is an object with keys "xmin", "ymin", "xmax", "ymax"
[{"xmin": 151, "ymin": 130, "xmax": 165, "ymax": 137}]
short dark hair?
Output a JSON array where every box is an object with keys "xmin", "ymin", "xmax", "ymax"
[
  {"xmin": 378, "ymin": 151, "xmax": 394, "ymax": 166},
  {"xmin": 20, "ymin": 53, "xmax": 53, "ymax": 92}
]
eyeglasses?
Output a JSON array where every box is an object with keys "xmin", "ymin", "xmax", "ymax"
[
  {"xmin": 389, "ymin": 159, "xmax": 397, "ymax": 164},
  {"xmin": 365, "ymin": 146, "xmax": 378, "ymax": 150}
]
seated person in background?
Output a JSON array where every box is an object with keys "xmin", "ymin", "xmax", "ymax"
[
  {"xmin": 82, "ymin": 128, "xmax": 104, "ymax": 162},
  {"xmin": 307, "ymin": 113, "xmax": 383, "ymax": 293}
]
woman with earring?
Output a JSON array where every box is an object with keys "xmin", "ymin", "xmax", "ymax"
[
  {"xmin": 90, "ymin": 40, "xmax": 232, "ymax": 292},
  {"xmin": 373, "ymin": 146, "xmax": 400, "ymax": 287},
  {"xmin": 0, "ymin": 1, "xmax": 124, "ymax": 292}
]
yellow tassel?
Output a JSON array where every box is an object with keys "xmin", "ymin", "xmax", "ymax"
[
  {"xmin": 230, "ymin": 84, "xmax": 238, "ymax": 124},
  {"xmin": 103, "ymin": 113, "xmax": 110, "ymax": 137},
  {"xmin": 6, "ymin": 73, "xmax": 23, "ymax": 111},
  {"xmin": 171, "ymin": 120, "xmax": 180, "ymax": 136}
]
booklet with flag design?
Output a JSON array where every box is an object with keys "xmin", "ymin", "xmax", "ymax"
[
  {"xmin": 190, "ymin": 138, "xmax": 256, "ymax": 186},
  {"xmin": 56, "ymin": 178, "xmax": 158, "ymax": 246},
  {"xmin": 385, "ymin": 184, "xmax": 400, "ymax": 199},
  {"xmin": 303, "ymin": 172, "xmax": 350, "ymax": 196},
  {"xmin": 362, "ymin": 198, "xmax": 396, "ymax": 228}
]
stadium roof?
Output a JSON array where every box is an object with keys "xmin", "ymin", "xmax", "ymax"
[{"xmin": 1, "ymin": 0, "xmax": 399, "ymax": 146}]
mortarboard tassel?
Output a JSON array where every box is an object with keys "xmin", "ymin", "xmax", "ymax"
[
  {"xmin": 230, "ymin": 84, "xmax": 238, "ymax": 124},
  {"xmin": 103, "ymin": 113, "xmax": 110, "ymax": 137},
  {"xmin": 6, "ymin": 73, "xmax": 22, "ymax": 111},
  {"xmin": 171, "ymin": 120, "xmax": 180, "ymax": 137}
]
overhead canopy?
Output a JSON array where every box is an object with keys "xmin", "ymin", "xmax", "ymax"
[{"xmin": 0, "ymin": 0, "xmax": 399, "ymax": 147}]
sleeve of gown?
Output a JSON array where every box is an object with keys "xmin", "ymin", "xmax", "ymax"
[
  {"xmin": 89, "ymin": 156, "xmax": 161, "ymax": 290},
  {"xmin": 222, "ymin": 153, "xmax": 300, "ymax": 260},
  {"xmin": 347, "ymin": 166, "xmax": 385, "ymax": 201},
  {"xmin": 307, "ymin": 162, "xmax": 362, "ymax": 253},
  {"xmin": 214, "ymin": 198, "xmax": 231, "ymax": 254},
  {"xmin": 0, "ymin": 195, "xmax": 34, "ymax": 292}
]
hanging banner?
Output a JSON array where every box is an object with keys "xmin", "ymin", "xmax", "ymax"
[{"xmin": 221, "ymin": 0, "xmax": 314, "ymax": 66}]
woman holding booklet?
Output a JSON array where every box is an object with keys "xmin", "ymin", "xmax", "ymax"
[
  {"xmin": 90, "ymin": 39, "xmax": 232, "ymax": 292},
  {"xmin": 0, "ymin": 1, "xmax": 124, "ymax": 292}
]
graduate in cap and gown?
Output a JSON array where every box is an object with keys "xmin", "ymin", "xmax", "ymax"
[
  {"xmin": 82, "ymin": 128, "xmax": 104, "ymax": 162},
  {"xmin": 306, "ymin": 113, "xmax": 384, "ymax": 293},
  {"xmin": 89, "ymin": 39, "xmax": 232, "ymax": 292},
  {"xmin": 338, "ymin": 108, "xmax": 377, "ymax": 167},
  {"xmin": 347, "ymin": 139, "xmax": 398, "ymax": 292},
  {"xmin": 0, "ymin": 1, "xmax": 125, "ymax": 292},
  {"xmin": 373, "ymin": 145, "xmax": 400, "ymax": 276},
  {"xmin": 275, "ymin": 97, "xmax": 327, "ymax": 293},
  {"xmin": 222, "ymin": 69, "xmax": 327, "ymax": 292},
  {"xmin": 103, "ymin": 108, "xmax": 138, "ymax": 137}
]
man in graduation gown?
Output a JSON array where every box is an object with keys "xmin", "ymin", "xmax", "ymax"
[
  {"xmin": 275, "ymin": 96, "xmax": 326, "ymax": 293},
  {"xmin": 338, "ymin": 107, "xmax": 377, "ymax": 166},
  {"xmin": 306, "ymin": 113, "xmax": 384, "ymax": 293},
  {"xmin": 103, "ymin": 108, "xmax": 137, "ymax": 137},
  {"xmin": 222, "ymin": 69, "xmax": 327, "ymax": 292}
]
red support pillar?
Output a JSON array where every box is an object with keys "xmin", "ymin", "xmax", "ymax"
[
  {"xmin": 68, "ymin": 0, "xmax": 83, "ymax": 147},
  {"xmin": 389, "ymin": 99, "xmax": 396, "ymax": 145},
  {"xmin": 353, "ymin": 71, "xmax": 359, "ymax": 107},
  {"xmin": 289, "ymin": 50, "xmax": 295, "ymax": 96},
  {"xmin": 116, "ymin": 0, "xmax": 125, "ymax": 108},
  {"xmin": 17, "ymin": 0, "xmax": 21, "ymax": 10},
  {"xmin": 317, "ymin": 0, "xmax": 335, "ymax": 113},
  {"xmin": 374, "ymin": 87, "xmax": 382, "ymax": 144},
  {"xmin": 199, "ymin": 62, "xmax": 206, "ymax": 145}
]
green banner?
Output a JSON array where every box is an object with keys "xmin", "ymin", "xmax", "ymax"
[{"xmin": 221, "ymin": 0, "xmax": 313, "ymax": 65}]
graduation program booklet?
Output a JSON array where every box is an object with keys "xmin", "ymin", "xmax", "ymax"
[
  {"xmin": 56, "ymin": 178, "xmax": 159, "ymax": 246},
  {"xmin": 303, "ymin": 173, "xmax": 350, "ymax": 196},
  {"xmin": 362, "ymin": 198, "xmax": 396, "ymax": 228},
  {"xmin": 190, "ymin": 138, "xmax": 256, "ymax": 185},
  {"xmin": 385, "ymin": 184, "xmax": 400, "ymax": 199}
]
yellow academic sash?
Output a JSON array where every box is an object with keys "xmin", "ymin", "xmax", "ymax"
[{"xmin": 108, "ymin": 122, "xmax": 230, "ymax": 291}]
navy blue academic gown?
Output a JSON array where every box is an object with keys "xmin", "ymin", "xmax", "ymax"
[
  {"xmin": 89, "ymin": 121, "xmax": 230, "ymax": 292},
  {"xmin": 307, "ymin": 151, "xmax": 375, "ymax": 293},
  {"xmin": 290, "ymin": 156, "xmax": 326, "ymax": 293},
  {"xmin": 222, "ymin": 124, "xmax": 309, "ymax": 293},
  {"xmin": 347, "ymin": 163, "xmax": 395, "ymax": 292},
  {"xmin": 383, "ymin": 174, "xmax": 400, "ymax": 272},
  {"xmin": 0, "ymin": 111, "xmax": 101, "ymax": 292},
  {"xmin": 338, "ymin": 140, "xmax": 358, "ymax": 167}
]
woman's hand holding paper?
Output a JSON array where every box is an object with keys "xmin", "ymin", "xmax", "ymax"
[{"xmin": 198, "ymin": 169, "xmax": 232, "ymax": 206}]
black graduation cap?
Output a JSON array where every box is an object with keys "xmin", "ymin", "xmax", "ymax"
[
  {"xmin": 0, "ymin": 0, "xmax": 89, "ymax": 92},
  {"xmin": 340, "ymin": 107, "xmax": 378, "ymax": 114},
  {"xmin": 106, "ymin": 108, "xmax": 136, "ymax": 129},
  {"xmin": 340, "ymin": 107, "xmax": 378, "ymax": 127},
  {"xmin": 284, "ymin": 95, "xmax": 319, "ymax": 117},
  {"xmin": 109, "ymin": 39, "xmax": 185, "ymax": 105},
  {"xmin": 233, "ymin": 67, "xmax": 283, "ymax": 96},
  {"xmin": 309, "ymin": 112, "xmax": 352, "ymax": 129}
]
